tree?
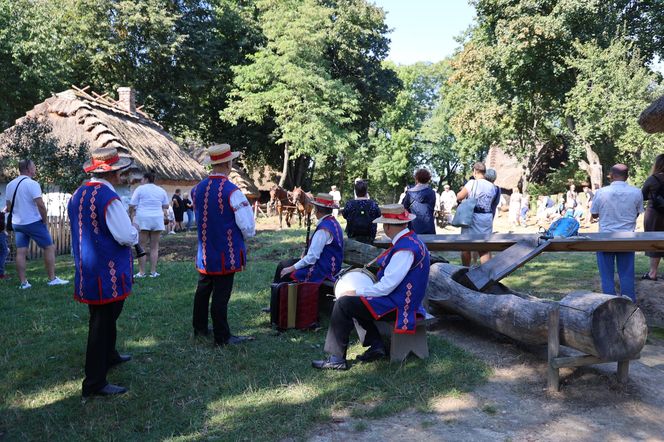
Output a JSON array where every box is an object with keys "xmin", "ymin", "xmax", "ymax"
[
  {"xmin": 222, "ymin": 0, "xmax": 360, "ymax": 188},
  {"xmin": 0, "ymin": 118, "xmax": 88, "ymax": 192}
]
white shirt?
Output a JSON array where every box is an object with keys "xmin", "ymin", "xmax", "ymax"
[
  {"xmin": 330, "ymin": 190, "xmax": 341, "ymax": 202},
  {"xmin": 196, "ymin": 173, "xmax": 256, "ymax": 240},
  {"xmin": 129, "ymin": 183, "xmax": 169, "ymax": 217},
  {"xmin": 294, "ymin": 216, "xmax": 333, "ymax": 269},
  {"xmin": 356, "ymin": 228, "xmax": 415, "ymax": 298},
  {"xmin": 441, "ymin": 190, "xmax": 457, "ymax": 211},
  {"xmin": 591, "ymin": 181, "xmax": 643, "ymax": 233},
  {"xmin": 5, "ymin": 175, "xmax": 43, "ymax": 225},
  {"xmin": 89, "ymin": 178, "xmax": 139, "ymax": 246}
]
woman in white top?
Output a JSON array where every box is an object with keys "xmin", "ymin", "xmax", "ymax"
[
  {"xmin": 508, "ymin": 188, "xmax": 522, "ymax": 228},
  {"xmin": 456, "ymin": 162, "xmax": 497, "ymax": 266},
  {"xmin": 129, "ymin": 172, "xmax": 169, "ymax": 278}
]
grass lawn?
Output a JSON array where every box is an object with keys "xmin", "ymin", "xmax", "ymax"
[{"xmin": 0, "ymin": 224, "xmax": 489, "ymax": 441}]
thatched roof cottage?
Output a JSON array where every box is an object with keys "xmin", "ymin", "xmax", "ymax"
[{"xmin": 0, "ymin": 86, "xmax": 207, "ymax": 206}]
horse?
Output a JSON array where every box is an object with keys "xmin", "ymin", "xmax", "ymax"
[
  {"xmin": 291, "ymin": 186, "xmax": 314, "ymax": 228},
  {"xmin": 269, "ymin": 184, "xmax": 296, "ymax": 229}
]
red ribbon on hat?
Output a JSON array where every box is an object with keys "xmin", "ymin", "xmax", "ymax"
[
  {"xmin": 382, "ymin": 210, "xmax": 412, "ymax": 220},
  {"xmin": 84, "ymin": 154, "xmax": 120, "ymax": 172},
  {"xmin": 210, "ymin": 150, "xmax": 232, "ymax": 161},
  {"xmin": 315, "ymin": 197, "xmax": 334, "ymax": 206}
]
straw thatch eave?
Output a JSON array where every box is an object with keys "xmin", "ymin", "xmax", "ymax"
[
  {"xmin": 1, "ymin": 88, "xmax": 206, "ymax": 182},
  {"xmin": 639, "ymin": 94, "xmax": 664, "ymax": 133}
]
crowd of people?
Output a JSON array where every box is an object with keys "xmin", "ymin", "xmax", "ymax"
[{"xmin": 1, "ymin": 148, "xmax": 664, "ymax": 397}]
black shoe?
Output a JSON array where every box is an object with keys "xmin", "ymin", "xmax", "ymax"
[
  {"xmin": 356, "ymin": 347, "xmax": 386, "ymax": 363},
  {"xmin": 215, "ymin": 335, "xmax": 255, "ymax": 346},
  {"xmin": 261, "ymin": 307, "xmax": 271, "ymax": 313},
  {"xmin": 311, "ymin": 356, "xmax": 349, "ymax": 371},
  {"xmin": 194, "ymin": 326, "xmax": 213, "ymax": 337},
  {"xmin": 83, "ymin": 383, "xmax": 128, "ymax": 397},
  {"xmin": 641, "ymin": 272, "xmax": 658, "ymax": 281},
  {"xmin": 109, "ymin": 354, "xmax": 132, "ymax": 367}
]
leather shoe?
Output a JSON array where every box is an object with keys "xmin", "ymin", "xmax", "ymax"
[
  {"xmin": 261, "ymin": 307, "xmax": 271, "ymax": 313},
  {"xmin": 356, "ymin": 347, "xmax": 386, "ymax": 363},
  {"xmin": 311, "ymin": 355, "xmax": 349, "ymax": 371},
  {"xmin": 194, "ymin": 326, "xmax": 213, "ymax": 337},
  {"xmin": 109, "ymin": 354, "xmax": 132, "ymax": 367},
  {"xmin": 215, "ymin": 335, "xmax": 255, "ymax": 346},
  {"xmin": 83, "ymin": 383, "xmax": 128, "ymax": 397}
]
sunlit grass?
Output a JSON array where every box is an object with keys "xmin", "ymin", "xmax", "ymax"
[{"xmin": 0, "ymin": 227, "xmax": 488, "ymax": 441}]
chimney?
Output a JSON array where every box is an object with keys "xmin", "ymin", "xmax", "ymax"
[{"xmin": 117, "ymin": 87, "xmax": 136, "ymax": 114}]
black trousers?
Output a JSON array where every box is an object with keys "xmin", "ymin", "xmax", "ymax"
[
  {"xmin": 273, "ymin": 258, "xmax": 299, "ymax": 284},
  {"xmin": 323, "ymin": 296, "xmax": 393, "ymax": 359},
  {"xmin": 192, "ymin": 272, "xmax": 235, "ymax": 344},
  {"xmin": 82, "ymin": 300, "xmax": 125, "ymax": 395}
]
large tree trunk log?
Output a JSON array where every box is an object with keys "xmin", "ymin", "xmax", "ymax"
[
  {"xmin": 427, "ymin": 263, "xmax": 647, "ymax": 360},
  {"xmin": 343, "ymin": 241, "xmax": 647, "ymax": 360}
]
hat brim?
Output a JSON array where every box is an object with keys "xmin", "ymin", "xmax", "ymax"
[
  {"xmin": 82, "ymin": 157, "xmax": 133, "ymax": 174},
  {"xmin": 209, "ymin": 151, "xmax": 241, "ymax": 165},
  {"xmin": 311, "ymin": 200, "xmax": 339, "ymax": 209},
  {"xmin": 372, "ymin": 213, "xmax": 416, "ymax": 224}
]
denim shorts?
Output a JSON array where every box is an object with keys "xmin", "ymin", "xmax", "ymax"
[{"xmin": 13, "ymin": 221, "xmax": 53, "ymax": 249}]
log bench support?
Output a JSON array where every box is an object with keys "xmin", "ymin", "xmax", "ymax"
[
  {"xmin": 355, "ymin": 314, "xmax": 437, "ymax": 363},
  {"xmin": 547, "ymin": 305, "xmax": 638, "ymax": 391}
]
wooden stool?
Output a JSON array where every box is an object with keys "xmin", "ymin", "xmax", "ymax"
[{"xmin": 355, "ymin": 313, "xmax": 436, "ymax": 362}]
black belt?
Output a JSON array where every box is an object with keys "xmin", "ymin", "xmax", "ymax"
[{"xmin": 473, "ymin": 208, "xmax": 491, "ymax": 214}]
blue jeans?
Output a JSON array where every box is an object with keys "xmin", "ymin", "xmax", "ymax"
[
  {"xmin": 596, "ymin": 252, "xmax": 635, "ymax": 301},
  {"xmin": 185, "ymin": 209, "xmax": 194, "ymax": 230},
  {"xmin": 0, "ymin": 232, "xmax": 7, "ymax": 276}
]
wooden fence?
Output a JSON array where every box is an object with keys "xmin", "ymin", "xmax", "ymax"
[{"xmin": 6, "ymin": 216, "xmax": 71, "ymax": 262}]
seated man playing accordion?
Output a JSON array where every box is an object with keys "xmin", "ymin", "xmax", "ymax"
[
  {"xmin": 312, "ymin": 204, "xmax": 430, "ymax": 370},
  {"xmin": 273, "ymin": 192, "xmax": 344, "ymax": 284}
]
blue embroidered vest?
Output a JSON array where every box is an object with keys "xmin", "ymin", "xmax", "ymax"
[
  {"xmin": 361, "ymin": 231, "xmax": 430, "ymax": 334},
  {"xmin": 68, "ymin": 182, "xmax": 133, "ymax": 304},
  {"xmin": 292, "ymin": 215, "xmax": 344, "ymax": 283},
  {"xmin": 192, "ymin": 176, "xmax": 246, "ymax": 275}
]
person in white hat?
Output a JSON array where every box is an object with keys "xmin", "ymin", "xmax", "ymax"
[
  {"xmin": 67, "ymin": 147, "xmax": 139, "ymax": 397},
  {"xmin": 191, "ymin": 143, "xmax": 256, "ymax": 347},
  {"xmin": 274, "ymin": 192, "xmax": 344, "ymax": 284},
  {"xmin": 312, "ymin": 204, "xmax": 430, "ymax": 370},
  {"xmin": 330, "ymin": 185, "xmax": 341, "ymax": 216}
]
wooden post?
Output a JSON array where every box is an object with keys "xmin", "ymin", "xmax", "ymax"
[
  {"xmin": 617, "ymin": 360, "xmax": 629, "ymax": 383},
  {"xmin": 547, "ymin": 305, "xmax": 560, "ymax": 392},
  {"xmin": 254, "ymin": 201, "xmax": 258, "ymax": 220}
]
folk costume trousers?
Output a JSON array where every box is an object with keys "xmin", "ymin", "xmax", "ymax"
[
  {"xmin": 596, "ymin": 251, "xmax": 636, "ymax": 301},
  {"xmin": 273, "ymin": 258, "xmax": 299, "ymax": 284},
  {"xmin": 193, "ymin": 272, "xmax": 235, "ymax": 344},
  {"xmin": 324, "ymin": 296, "xmax": 393, "ymax": 359},
  {"xmin": 82, "ymin": 300, "xmax": 125, "ymax": 395}
]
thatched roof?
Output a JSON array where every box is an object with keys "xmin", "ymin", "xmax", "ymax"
[
  {"xmin": 639, "ymin": 94, "xmax": 664, "ymax": 133},
  {"xmin": 2, "ymin": 87, "xmax": 206, "ymax": 182},
  {"xmin": 229, "ymin": 167, "xmax": 260, "ymax": 200}
]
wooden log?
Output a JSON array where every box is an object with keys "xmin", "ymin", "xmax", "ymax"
[
  {"xmin": 427, "ymin": 263, "xmax": 647, "ymax": 360},
  {"xmin": 559, "ymin": 291, "xmax": 647, "ymax": 361}
]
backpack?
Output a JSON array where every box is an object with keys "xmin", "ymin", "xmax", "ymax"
[
  {"xmin": 542, "ymin": 217, "xmax": 579, "ymax": 239},
  {"xmin": 347, "ymin": 203, "xmax": 374, "ymax": 237},
  {"xmin": 650, "ymin": 175, "xmax": 664, "ymax": 214}
]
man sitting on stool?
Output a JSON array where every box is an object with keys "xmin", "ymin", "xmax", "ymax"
[
  {"xmin": 273, "ymin": 192, "xmax": 344, "ymax": 284},
  {"xmin": 312, "ymin": 204, "xmax": 430, "ymax": 370}
]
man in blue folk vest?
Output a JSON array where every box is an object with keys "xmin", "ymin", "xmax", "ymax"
[
  {"xmin": 191, "ymin": 144, "xmax": 256, "ymax": 347},
  {"xmin": 68, "ymin": 147, "xmax": 138, "ymax": 397},
  {"xmin": 312, "ymin": 204, "xmax": 430, "ymax": 370},
  {"xmin": 273, "ymin": 192, "xmax": 344, "ymax": 284}
]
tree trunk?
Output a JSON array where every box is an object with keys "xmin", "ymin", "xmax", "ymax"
[
  {"xmin": 278, "ymin": 142, "xmax": 289, "ymax": 187},
  {"xmin": 578, "ymin": 143, "xmax": 603, "ymax": 190},
  {"xmin": 342, "ymin": 240, "xmax": 647, "ymax": 361}
]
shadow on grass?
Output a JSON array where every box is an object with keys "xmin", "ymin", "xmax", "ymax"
[{"xmin": 1, "ymin": 256, "xmax": 489, "ymax": 441}]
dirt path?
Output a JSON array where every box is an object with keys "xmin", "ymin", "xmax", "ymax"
[{"xmin": 307, "ymin": 318, "xmax": 664, "ymax": 441}]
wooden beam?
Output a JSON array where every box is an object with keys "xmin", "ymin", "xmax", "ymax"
[{"xmin": 374, "ymin": 232, "xmax": 664, "ymax": 253}]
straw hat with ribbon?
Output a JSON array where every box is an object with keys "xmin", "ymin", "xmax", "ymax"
[
  {"xmin": 372, "ymin": 204, "xmax": 416, "ymax": 224},
  {"xmin": 208, "ymin": 143, "xmax": 240, "ymax": 165},
  {"xmin": 83, "ymin": 147, "xmax": 133, "ymax": 173},
  {"xmin": 310, "ymin": 192, "xmax": 339, "ymax": 209}
]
